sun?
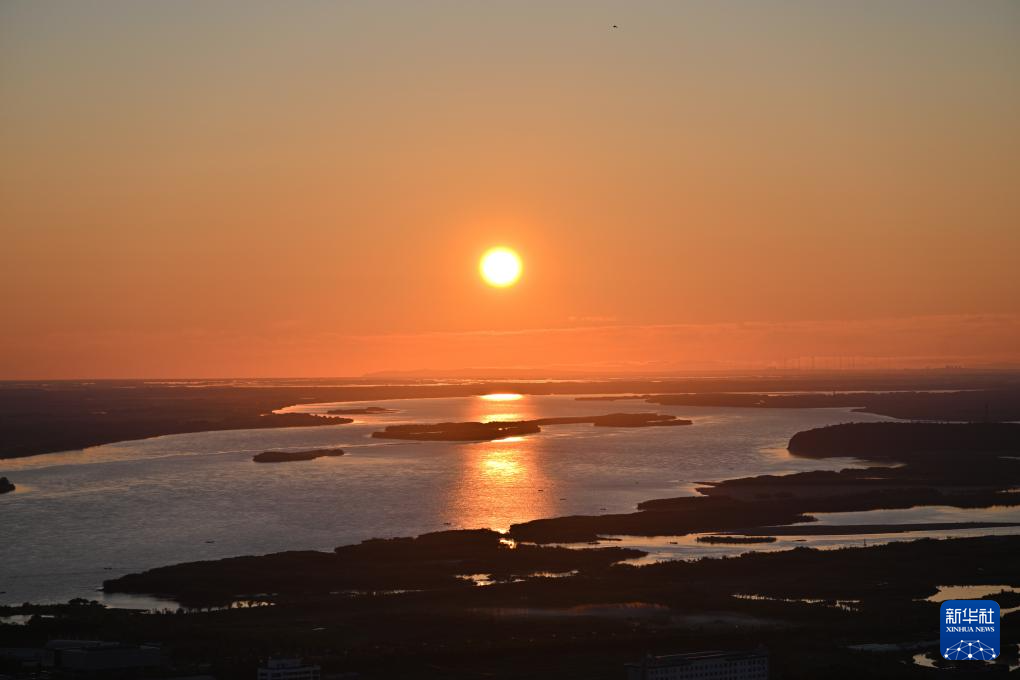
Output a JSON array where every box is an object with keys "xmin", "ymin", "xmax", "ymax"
[{"xmin": 479, "ymin": 247, "xmax": 522, "ymax": 287}]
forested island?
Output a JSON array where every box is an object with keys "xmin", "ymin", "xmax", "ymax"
[
  {"xmin": 696, "ymin": 535, "xmax": 777, "ymax": 544},
  {"xmin": 373, "ymin": 420, "xmax": 542, "ymax": 441},
  {"xmin": 0, "ymin": 476, "xmax": 14, "ymax": 494},
  {"xmin": 372, "ymin": 413, "xmax": 691, "ymax": 441},
  {"xmin": 252, "ymin": 448, "xmax": 346, "ymax": 463},
  {"xmin": 327, "ymin": 406, "xmax": 398, "ymax": 415}
]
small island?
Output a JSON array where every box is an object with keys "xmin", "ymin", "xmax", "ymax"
[
  {"xmin": 584, "ymin": 413, "xmax": 691, "ymax": 428},
  {"xmin": 327, "ymin": 406, "xmax": 398, "ymax": 415},
  {"xmin": 252, "ymin": 448, "xmax": 345, "ymax": 463},
  {"xmin": 373, "ymin": 421, "xmax": 542, "ymax": 441},
  {"xmin": 372, "ymin": 413, "xmax": 692, "ymax": 441},
  {"xmin": 696, "ymin": 535, "xmax": 777, "ymax": 544},
  {"xmin": 0, "ymin": 476, "xmax": 14, "ymax": 494}
]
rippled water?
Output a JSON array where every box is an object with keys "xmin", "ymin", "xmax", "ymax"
[{"xmin": 0, "ymin": 394, "xmax": 898, "ymax": 604}]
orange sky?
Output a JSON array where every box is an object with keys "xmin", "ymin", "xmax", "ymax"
[{"xmin": 1, "ymin": 2, "xmax": 1018, "ymax": 378}]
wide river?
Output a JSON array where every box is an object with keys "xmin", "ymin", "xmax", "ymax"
[{"xmin": 0, "ymin": 393, "xmax": 976, "ymax": 605}]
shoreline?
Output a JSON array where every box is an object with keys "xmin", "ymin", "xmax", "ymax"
[
  {"xmin": 7, "ymin": 417, "xmax": 1019, "ymax": 678},
  {"xmin": 5, "ymin": 377, "xmax": 1020, "ymax": 458},
  {"xmin": 95, "ymin": 421, "xmax": 1020, "ymax": 607}
]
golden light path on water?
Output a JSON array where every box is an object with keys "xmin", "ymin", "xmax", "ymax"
[
  {"xmin": 449, "ymin": 394, "xmax": 553, "ymax": 532},
  {"xmin": 477, "ymin": 393, "xmax": 527, "ymax": 423}
]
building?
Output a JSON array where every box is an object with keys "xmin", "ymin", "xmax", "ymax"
[
  {"xmin": 0, "ymin": 647, "xmax": 46, "ymax": 671},
  {"xmin": 626, "ymin": 648, "xmax": 768, "ymax": 680},
  {"xmin": 2, "ymin": 641, "xmax": 165, "ymax": 677},
  {"xmin": 42, "ymin": 640, "xmax": 162, "ymax": 677},
  {"xmin": 256, "ymin": 658, "xmax": 321, "ymax": 680}
]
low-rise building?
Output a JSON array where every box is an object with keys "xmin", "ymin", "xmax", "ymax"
[
  {"xmin": 256, "ymin": 658, "xmax": 321, "ymax": 680},
  {"xmin": 626, "ymin": 648, "xmax": 768, "ymax": 680},
  {"xmin": 37, "ymin": 640, "xmax": 162, "ymax": 677}
]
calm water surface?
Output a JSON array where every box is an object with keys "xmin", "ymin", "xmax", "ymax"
[{"xmin": 0, "ymin": 394, "xmax": 907, "ymax": 604}]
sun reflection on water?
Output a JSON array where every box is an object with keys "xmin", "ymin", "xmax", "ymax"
[
  {"xmin": 479, "ymin": 393, "xmax": 523, "ymax": 402},
  {"xmin": 482, "ymin": 412, "xmax": 525, "ymax": 423},
  {"xmin": 482, "ymin": 448, "xmax": 523, "ymax": 478},
  {"xmin": 475, "ymin": 393, "xmax": 532, "ymax": 424},
  {"xmin": 449, "ymin": 435, "xmax": 553, "ymax": 534}
]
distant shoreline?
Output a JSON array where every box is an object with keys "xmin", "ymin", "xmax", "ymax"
[{"xmin": 4, "ymin": 376, "xmax": 1019, "ymax": 458}]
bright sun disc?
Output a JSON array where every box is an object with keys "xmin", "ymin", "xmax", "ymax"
[{"xmin": 480, "ymin": 247, "xmax": 522, "ymax": 287}]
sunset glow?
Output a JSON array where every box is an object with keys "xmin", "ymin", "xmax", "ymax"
[
  {"xmin": 3, "ymin": 5, "xmax": 1020, "ymax": 677},
  {"xmin": 0, "ymin": 2, "xmax": 1017, "ymax": 377}
]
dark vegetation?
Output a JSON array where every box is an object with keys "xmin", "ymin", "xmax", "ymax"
[
  {"xmin": 373, "ymin": 420, "xmax": 542, "ymax": 441},
  {"xmin": 252, "ymin": 448, "xmax": 346, "ymax": 463},
  {"xmin": 4, "ymin": 373, "xmax": 1018, "ymax": 457},
  {"xmin": 509, "ymin": 497, "xmax": 814, "ymax": 543},
  {"xmin": 372, "ymin": 413, "xmax": 691, "ymax": 441},
  {"xmin": 104, "ymin": 529, "xmax": 643, "ymax": 606},
  {"xmin": 2, "ymin": 536, "xmax": 1012, "ymax": 678},
  {"xmin": 0, "ymin": 476, "xmax": 14, "ymax": 494},
  {"xmin": 787, "ymin": 421, "xmax": 1020, "ymax": 458},
  {"xmin": 696, "ymin": 535, "xmax": 777, "ymax": 544}
]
